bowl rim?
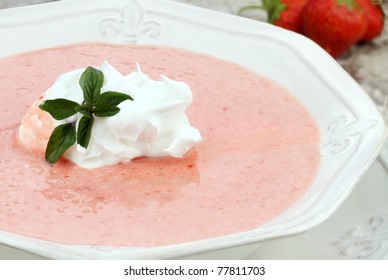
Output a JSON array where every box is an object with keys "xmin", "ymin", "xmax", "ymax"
[{"xmin": 0, "ymin": 0, "xmax": 386, "ymax": 259}]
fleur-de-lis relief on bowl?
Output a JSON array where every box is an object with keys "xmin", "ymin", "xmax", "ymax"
[
  {"xmin": 322, "ymin": 116, "xmax": 378, "ymax": 156},
  {"xmin": 100, "ymin": 0, "xmax": 161, "ymax": 43},
  {"xmin": 331, "ymin": 213, "xmax": 388, "ymax": 259}
]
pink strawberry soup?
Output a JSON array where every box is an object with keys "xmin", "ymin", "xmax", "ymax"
[{"xmin": 0, "ymin": 43, "xmax": 320, "ymax": 246}]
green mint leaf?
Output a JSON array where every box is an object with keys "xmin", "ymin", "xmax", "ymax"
[
  {"xmin": 77, "ymin": 104, "xmax": 93, "ymax": 119},
  {"xmin": 94, "ymin": 104, "xmax": 120, "ymax": 117},
  {"xmin": 79, "ymin": 66, "xmax": 103, "ymax": 107},
  {"xmin": 77, "ymin": 115, "xmax": 94, "ymax": 149},
  {"xmin": 98, "ymin": 91, "xmax": 133, "ymax": 106},
  {"xmin": 45, "ymin": 122, "xmax": 76, "ymax": 163},
  {"xmin": 39, "ymin": 99, "xmax": 80, "ymax": 120}
]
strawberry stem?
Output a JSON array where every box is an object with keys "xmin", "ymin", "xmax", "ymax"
[
  {"xmin": 237, "ymin": 5, "xmax": 265, "ymax": 16},
  {"xmin": 237, "ymin": 0, "xmax": 287, "ymax": 24},
  {"xmin": 371, "ymin": 0, "xmax": 383, "ymax": 5},
  {"xmin": 336, "ymin": 0, "xmax": 361, "ymax": 10}
]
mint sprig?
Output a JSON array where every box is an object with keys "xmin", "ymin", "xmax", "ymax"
[{"xmin": 39, "ymin": 66, "xmax": 133, "ymax": 164}]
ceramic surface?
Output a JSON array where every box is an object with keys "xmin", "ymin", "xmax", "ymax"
[{"xmin": 0, "ymin": 0, "xmax": 385, "ymax": 259}]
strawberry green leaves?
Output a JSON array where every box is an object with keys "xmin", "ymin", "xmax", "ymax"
[
  {"xmin": 39, "ymin": 66, "xmax": 133, "ymax": 164},
  {"xmin": 237, "ymin": 0, "xmax": 307, "ymax": 34},
  {"xmin": 262, "ymin": 0, "xmax": 287, "ymax": 24}
]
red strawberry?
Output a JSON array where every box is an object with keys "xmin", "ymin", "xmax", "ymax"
[
  {"xmin": 263, "ymin": 0, "xmax": 309, "ymax": 33},
  {"xmin": 302, "ymin": 0, "xmax": 368, "ymax": 58},
  {"xmin": 357, "ymin": 0, "xmax": 385, "ymax": 42}
]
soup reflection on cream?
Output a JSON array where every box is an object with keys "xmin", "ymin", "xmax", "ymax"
[{"xmin": 0, "ymin": 43, "xmax": 320, "ymax": 246}]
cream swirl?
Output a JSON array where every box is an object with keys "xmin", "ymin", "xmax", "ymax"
[{"xmin": 20, "ymin": 62, "xmax": 202, "ymax": 168}]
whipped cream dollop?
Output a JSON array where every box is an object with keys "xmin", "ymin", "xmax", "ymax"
[{"xmin": 32, "ymin": 62, "xmax": 202, "ymax": 168}]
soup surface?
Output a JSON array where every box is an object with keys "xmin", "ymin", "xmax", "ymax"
[{"xmin": 0, "ymin": 43, "xmax": 320, "ymax": 246}]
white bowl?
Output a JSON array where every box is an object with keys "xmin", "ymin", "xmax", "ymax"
[{"xmin": 0, "ymin": 0, "xmax": 386, "ymax": 259}]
